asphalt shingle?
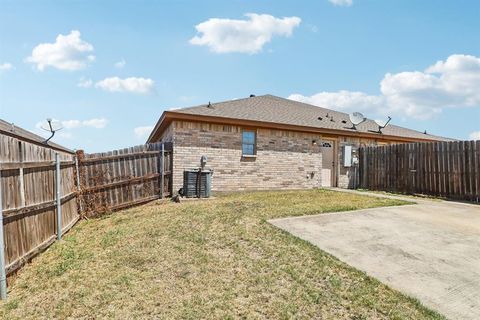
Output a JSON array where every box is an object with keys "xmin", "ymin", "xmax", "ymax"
[{"xmin": 172, "ymin": 94, "xmax": 451, "ymax": 141}]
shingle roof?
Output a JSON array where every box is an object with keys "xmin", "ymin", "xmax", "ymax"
[
  {"xmin": 170, "ymin": 94, "xmax": 451, "ymax": 141},
  {"xmin": 0, "ymin": 119, "xmax": 74, "ymax": 153}
]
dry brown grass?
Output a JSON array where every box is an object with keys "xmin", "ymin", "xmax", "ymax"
[
  {"xmin": 0, "ymin": 189, "xmax": 443, "ymax": 319},
  {"xmin": 355, "ymin": 189, "xmax": 444, "ymax": 201}
]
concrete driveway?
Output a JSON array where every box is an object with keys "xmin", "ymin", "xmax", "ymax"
[{"xmin": 269, "ymin": 190, "xmax": 480, "ymax": 320}]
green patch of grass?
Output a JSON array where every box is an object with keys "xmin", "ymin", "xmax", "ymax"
[
  {"xmin": 3, "ymin": 299, "xmax": 18, "ymax": 312},
  {"xmin": 36, "ymin": 237, "xmax": 94, "ymax": 278},
  {"xmin": 112, "ymin": 274, "xmax": 133, "ymax": 287},
  {"xmin": 100, "ymin": 229, "xmax": 124, "ymax": 248},
  {"xmin": 1, "ymin": 189, "xmax": 443, "ymax": 319},
  {"xmin": 356, "ymin": 188, "xmax": 443, "ymax": 201}
]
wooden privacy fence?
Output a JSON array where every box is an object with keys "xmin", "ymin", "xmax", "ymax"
[
  {"xmin": 77, "ymin": 142, "xmax": 173, "ymax": 217},
  {"xmin": 359, "ymin": 140, "xmax": 480, "ymax": 203},
  {"xmin": 0, "ymin": 124, "xmax": 174, "ymax": 296},
  {"xmin": 0, "ymin": 131, "xmax": 79, "ymax": 279}
]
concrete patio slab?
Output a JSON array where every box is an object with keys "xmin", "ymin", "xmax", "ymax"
[{"xmin": 269, "ymin": 191, "xmax": 480, "ymax": 320}]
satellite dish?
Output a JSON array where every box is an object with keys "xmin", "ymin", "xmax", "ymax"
[
  {"xmin": 374, "ymin": 116, "xmax": 392, "ymax": 133},
  {"xmin": 349, "ymin": 112, "xmax": 366, "ymax": 130},
  {"xmin": 40, "ymin": 118, "xmax": 63, "ymax": 143}
]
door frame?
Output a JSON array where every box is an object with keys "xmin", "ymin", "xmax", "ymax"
[{"xmin": 321, "ymin": 136, "xmax": 339, "ymax": 187}]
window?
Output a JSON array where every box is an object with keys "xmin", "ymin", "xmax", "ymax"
[{"xmin": 242, "ymin": 130, "xmax": 256, "ymax": 156}]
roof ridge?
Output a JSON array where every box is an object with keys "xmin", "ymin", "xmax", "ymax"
[
  {"xmin": 265, "ymin": 95, "xmax": 452, "ymax": 140},
  {"xmin": 174, "ymin": 94, "xmax": 272, "ymax": 112},
  {"xmin": 163, "ymin": 94, "xmax": 452, "ymax": 142},
  {"xmin": 263, "ymin": 94, "xmax": 350, "ymax": 117}
]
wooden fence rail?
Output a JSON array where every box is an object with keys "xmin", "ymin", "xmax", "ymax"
[
  {"xmin": 77, "ymin": 142, "xmax": 173, "ymax": 216},
  {"xmin": 1, "ymin": 125, "xmax": 174, "ymax": 283},
  {"xmin": 0, "ymin": 132, "xmax": 79, "ymax": 277},
  {"xmin": 359, "ymin": 140, "xmax": 480, "ymax": 203}
]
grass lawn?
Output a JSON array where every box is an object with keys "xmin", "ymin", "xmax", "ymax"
[
  {"xmin": 355, "ymin": 189, "xmax": 443, "ymax": 202},
  {"xmin": 1, "ymin": 189, "xmax": 443, "ymax": 319}
]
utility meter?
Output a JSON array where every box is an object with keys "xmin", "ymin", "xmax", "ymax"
[
  {"xmin": 200, "ymin": 155, "xmax": 208, "ymax": 169},
  {"xmin": 352, "ymin": 147, "xmax": 359, "ymax": 165},
  {"xmin": 343, "ymin": 145, "xmax": 352, "ymax": 167},
  {"xmin": 352, "ymin": 155, "xmax": 359, "ymax": 165}
]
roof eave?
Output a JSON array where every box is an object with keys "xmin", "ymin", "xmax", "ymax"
[
  {"xmin": 147, "ymin": 111, "xmax": 171, "ymax": 143},
  {"xmin": 148, "ymin": 111, "xmax": 447, "ymax": 143}
]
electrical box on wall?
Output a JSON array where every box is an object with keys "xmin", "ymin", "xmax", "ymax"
[{"xmin": 343, "ymin": 145, "xmax": 352, "ymax": 167}]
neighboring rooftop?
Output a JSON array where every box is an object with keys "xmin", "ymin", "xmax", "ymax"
[
  {"xmin": 0, "ymin": 119, "xmax": 74, "ymax": 153},
  {"xmin": 150, "ymin": 94, "xmax": 452, "ymax": 142}
]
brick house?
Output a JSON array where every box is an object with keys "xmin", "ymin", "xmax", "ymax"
[{"xmin": 147, "ymin": 94, "xmax": 449, "ymax": 192}]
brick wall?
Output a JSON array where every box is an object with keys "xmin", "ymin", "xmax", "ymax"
[
  {"xmin": 169, "ymin": 121, "xmax": 324, "ymax": 192},
  {"xmin": 158, "ymin": 120, "xmax": 403, "ymax": 192}
]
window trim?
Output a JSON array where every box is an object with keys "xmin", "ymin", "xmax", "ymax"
[{"xmin": 241, "ymin": 128, "xmax": 257, "ymax": 156}]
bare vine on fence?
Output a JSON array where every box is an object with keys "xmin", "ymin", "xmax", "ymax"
[
  {"xmin": 77, "ymin": 165, "xmax": 110, "ymax": 218},
  {"xmin": 75, "ymin": 147, "xmax": 165, "ymax": 218}
]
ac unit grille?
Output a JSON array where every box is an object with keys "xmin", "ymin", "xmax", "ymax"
[{"xmin": 183, "ymin": 169, "xmax": 212, "ymax": 198}]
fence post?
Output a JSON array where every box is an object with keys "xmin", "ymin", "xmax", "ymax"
[
  {"xmin": 160, "ymin": 143, "xmax": 165, "ymax": 198},
  {"xmin": 55, "ymin": 153, "xmax": 62, "ymax": 240},
  {"xmin": 0, "ymin": 171, "xmax": 7, "ymax": 300},
  {"xmin": 74, "ymin": 152, "xmax": 83, "ymax": 214}
]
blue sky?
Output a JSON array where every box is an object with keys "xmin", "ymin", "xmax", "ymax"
[{"xmin": 0, "ymin": 0, "xmax": 479, "ymax": 152}]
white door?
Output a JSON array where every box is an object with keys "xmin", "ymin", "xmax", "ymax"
[{"xmin": 321, "ymin": 141, "xmax": 334, "ymax": 187}]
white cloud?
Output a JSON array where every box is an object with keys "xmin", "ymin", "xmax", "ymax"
[
  {"xmin": 134, "ymin": 126, "xmax": 154, "ymax": 138},
  {"xmin": 60, "ymin": 120, "xmax": 82, "ymax": 129},
  {"xmin": 425, "ymin": 54, "xmax": 480, "ymax": 106},
  {"xmin": 82, "ymin": 118, "xmax": 108, "ymax": 128},
  {"xmin": 289, "ymin": 54, "xmax": 480, "ymax": 120},
  {"xmin": 77, "ymin": 77, "xmax": 93, "ymax": 88},
  {"xmin": 328, "ymin": 0, "xmax": 353, "ymax": 6},
  {"xmin": 33, "ymin": 127, "xmax": 73, "ymax": 140},
  {"xmin": 26, "ymin": 30, "xmax": 95, "ymax": 71},
  {"xmin": 289, "ymin": 91, "xmax": 384, "ymax": 114},
  {"xmin": 379, "ymin": 72, "xmax": 445, "ymax": 118},
  {"xmin": 114, "ymin": 59, "xmax": 126, "ymax": 69},
  {"xmin": 0, "ymin": 63, "xmax": 13, "ymax": 71},
  {"xmin": 36, "ymin": 118, "xmax": 108, "ymax": 130},
  {"xmin": 95, "ymin": 77, "xmax": 154, "ymax": 94},
  {"xmin": 470, "ymin": 131, "xmax": 480, "ymax": 140},
  {"xmin": 189, "ymin": 13, "xmax": 301, "ymax": 54},
  {"xmin": 381, "ymin": 54, "xmax": 480, "ymax": 118}
]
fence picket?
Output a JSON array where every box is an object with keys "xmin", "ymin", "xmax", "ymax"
[
  {"xmin": 359, "ymin": 140, "xmax": 479, "ymax": 203},
  {"xmin": 77, "ymin": 142, "xmax": 173, "ymax": 217},
  {"xmin": 0, "ymin": 132, "xmax": 78, "ymax": 277}
]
